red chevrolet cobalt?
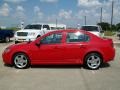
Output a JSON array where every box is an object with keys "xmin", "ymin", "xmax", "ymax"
[{"xmin": 2, "ymin": 30, "xmax": 115, "ymax": 70}]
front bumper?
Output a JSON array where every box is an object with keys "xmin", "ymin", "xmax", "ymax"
[{"xmin": 2, "ymin": 51, "xmax": 13, "ymax": 65}]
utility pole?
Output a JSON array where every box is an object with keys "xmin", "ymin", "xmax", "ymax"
[
  {"xmin": 100, "ymin": 7, "xmax": 103, "ymax": 23},
  {"xmin": 56, "ymin": 18, "xmax": 58, "ymax": 28},
  {"xmin": 111, "ymin": 0, "xmax": 114, "ymax": 30},
  {"xmin": 84, "ymin": 16, "xmax": 86, "ymax": 25}
]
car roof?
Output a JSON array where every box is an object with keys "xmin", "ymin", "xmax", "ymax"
[
  {"xmin": 35, "ymin": 29, "xmax": 101, "ymax": 43},
  {"xmin": 47, "ymin": 29, "xmax": 91, "ymax": 35}
]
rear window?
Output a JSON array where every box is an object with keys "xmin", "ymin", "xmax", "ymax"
[{"xmin": 81, "ymin": 26, "xmax": 99, "ymax": 32}]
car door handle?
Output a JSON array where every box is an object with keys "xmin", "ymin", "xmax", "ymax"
[
  {"xmin": 79, "ymin": 44, "xmax": 86, "ymax": 48},
  {"xmin": 54, "ymin": 46, "xmax": 62, "ymax": 49}
]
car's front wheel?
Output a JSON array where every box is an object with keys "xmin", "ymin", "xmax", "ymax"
[
  {"xmin": 84, "ymin": 53, "xmax": 102, "ymax": 70},
  {"xmin": 13, "ymin": 53, "xmax": 30, "ymax": 69}
]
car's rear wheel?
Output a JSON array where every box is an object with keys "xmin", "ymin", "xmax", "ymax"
[
  {"xmin": 37, "ymin": 35, "xmax": 41, "ymax": 38},
  {"xmin": 13, "ymin": 53, "xmax": 30, "ymax": 69},
  {"xmin": 5, "ymin": 37, "xmax": 10, "ymax": 43},
  {"xmin": 84, "ymin": 53, "xmax": 102, "ymax": 70},
  {"xmin": 15, "ymin": 41, "xmax": 19, "ymax": 44}
]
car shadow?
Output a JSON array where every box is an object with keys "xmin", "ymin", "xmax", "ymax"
[
  {"xmin": 31, "ymin": 63, "xmax": 110, "ymax": 69},
  {"xmin": 100, "ymin": 63, "xmax": 110, "ymax": 68},
  {"xmin": 0, "ymin": 41, "xmax": 5, "ymax": 43},
  {"xmin": 4, "ymin": 63, "xmax": 110, "ymax": 69},
  {"xmin": 4, "ymin": 64, "xmax": 13, "ymax": 67},
  {"xmin": 0, "ymin": 40, "xmax": 13, "ymax": 43}
]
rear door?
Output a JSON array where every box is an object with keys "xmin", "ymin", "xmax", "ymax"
[{"xmin": 63, "ymin": 31, "xmax": 90, "ymax": 64}]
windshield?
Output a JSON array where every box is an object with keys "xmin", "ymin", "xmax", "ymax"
[
  {"xmin": 24, "ymin": 25, "xmax": 42, "ymax": 30},
  {"xmin": 81, "ymin": 26, "xmax": 98, "ymax": 31}
]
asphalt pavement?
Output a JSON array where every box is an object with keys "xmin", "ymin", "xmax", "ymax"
[{"xmin": 0, "ymin": 41, "xmax": 120, "ymax": 90}]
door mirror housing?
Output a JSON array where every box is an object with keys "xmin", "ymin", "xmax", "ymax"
[{"xmin": 35, "ymin": 41, "xmax": 41, "ymax": 47}]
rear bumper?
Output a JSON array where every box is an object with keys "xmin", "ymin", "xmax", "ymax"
[{"xmin": 104, "ymin": 48, "xmax": 115, "ymax": 62}]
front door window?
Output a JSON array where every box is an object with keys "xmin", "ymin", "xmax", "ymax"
[{"xmin": 41, "ymin": 33, "xmax": 62, "ymax": 44}]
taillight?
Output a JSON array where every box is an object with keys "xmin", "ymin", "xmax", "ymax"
[
  {"xmin": 111, "ymin": 41, "xmax": 114, "ymax": 47},
  {"xmin": 108, "ymin": 39, "xmax": 114, "ymax": 48},
  {"xmin": 103, "ymin": 38, "xmax": 114, "ymax": 48}
]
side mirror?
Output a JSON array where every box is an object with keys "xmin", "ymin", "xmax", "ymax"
[{"xmin": 35, "ymin": 42, "xmax": 41, "ymax": 47}]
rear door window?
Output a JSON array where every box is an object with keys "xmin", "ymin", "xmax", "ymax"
[{"xmin": 66, "ymin": 32, "xmax": 90, "ymax": 43}]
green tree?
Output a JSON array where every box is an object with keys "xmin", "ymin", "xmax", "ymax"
[
  {"xmin": 111, "ymin": 24, "xmax": 116, "ymax": 31},
  {"xmin": 97, "ymin": 22, "xmax": 110, "ymax": 31},
  {"xmin": 116, "ymin": 23, "xmax": 120, "ymax": 31}
]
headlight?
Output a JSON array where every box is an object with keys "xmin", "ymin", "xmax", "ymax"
[
  {"xmin": 29, "ymin": 32, "xmax": 35, "ymax": 36},
  {"xmin": 4, "ymin": 47, "xmax": 11, "ymax": 53}
]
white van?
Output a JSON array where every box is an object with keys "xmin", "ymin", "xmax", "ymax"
[
  {"xmin": 81, "ymin": 25, "xmax": 104, "ymax": 37},
  {"xmin": 14, "ymin": 23, "xmax": 66, "ymax": 44}
]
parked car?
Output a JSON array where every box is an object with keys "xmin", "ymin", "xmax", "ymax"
[
  {"xmin": 81, "ymin": 25, "xmax": 104, "ymax": 37},
  {"xmin": 0, "ymin": 29, "xmax": 14, "ymax": 42},
  {"xmin": 14, "ymin": 23, "xmax": 66, "ymax": 44},
  {"xmin": 2, "ymin": 29, "xmax": 115, "ymax": 70},
  {"xmin": 117, "ymin": 30, "xmax": 120, "ymax": 40}
]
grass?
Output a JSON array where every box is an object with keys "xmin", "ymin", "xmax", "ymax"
[{"xmin": 104, "ymin": 31, "xmax": 116, "ymax": 36}]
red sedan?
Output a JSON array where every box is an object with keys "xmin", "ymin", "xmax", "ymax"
[{"xmin": 2, "ymin": 30, "xmax": 115, "ymax": 70}]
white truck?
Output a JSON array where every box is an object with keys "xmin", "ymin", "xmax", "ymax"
[
  {"xmin": 14, "ymin": 23, "xmax": 66, "ymax": 44},
  {"xmin": 81, "ymin": 25, "xmax": 104, "ymax": 37}
]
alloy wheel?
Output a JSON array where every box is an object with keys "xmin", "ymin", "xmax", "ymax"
[{"xmin": 14, "ymin": 53, "xmax": 29, "ymax": 69}]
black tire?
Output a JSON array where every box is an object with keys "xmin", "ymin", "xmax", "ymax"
[
  {"xmin": 5, "ymin": 37, "xmax": 10, "ymax": 43},
  {"xmin": 37, "ymin": 35, "xmax": 41, "ymax": 38},
  {"xmin": 84, "ymin": 53, "xmax": 102, "ymax": 70},
  {"xmin": 13, "ymin": 53, "xmax": 30, "ymax": 69},
  {"xmin": 15, "ymin": 41, "xmax": 19, "ymax": 44}
]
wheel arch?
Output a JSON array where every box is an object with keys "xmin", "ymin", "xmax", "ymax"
[
  {"xmin": 37, "ymin": 35, "xmax": 41, "ymax": 38},
  {"xmin": 83, "ymin": 51, "xmax": 103, "ymax": 64}
]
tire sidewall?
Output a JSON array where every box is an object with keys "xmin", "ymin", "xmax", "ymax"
[
  {"xmin": 84, "ymin": 53, "xmax": 102, "ymax": 70},
  {"xmin": 13, "ymin": 53, "xmax": 30, "ymax": 69},
  {"xmin": 37, "ymin": 35, "xmax": 41, "ymax": 38},
  {"xmin": 5, "ymin": 37, "xmax": 10, "ymax": 43}
]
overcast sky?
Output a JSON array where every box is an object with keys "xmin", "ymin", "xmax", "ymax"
[{"xmin": 0, "ymin": 0, "xmax": 120, "ymax": 27}]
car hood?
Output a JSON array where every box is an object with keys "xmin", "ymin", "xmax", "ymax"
[{"xmin": 8, "ymin": 42, "xmax": 29, "ymax": 49}]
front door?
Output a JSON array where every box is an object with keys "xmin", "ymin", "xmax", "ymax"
[{"xmin": 31, "ymin": 32, "xmax": 64, "ymax": 64}]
